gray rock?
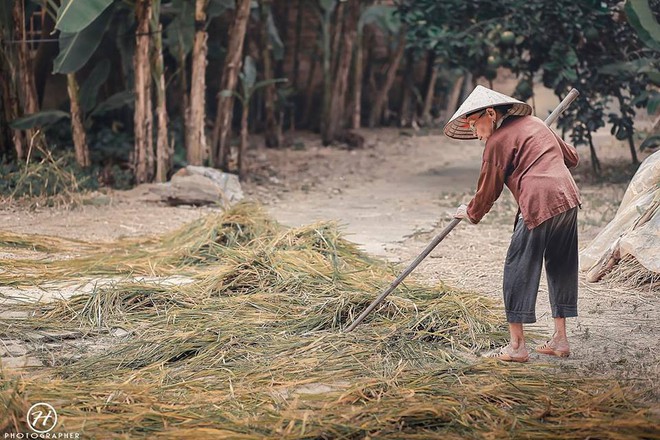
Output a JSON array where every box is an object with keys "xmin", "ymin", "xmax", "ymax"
[{"xmin": 149, "ymin": 167, "xmax": 244, "ymax": 207}]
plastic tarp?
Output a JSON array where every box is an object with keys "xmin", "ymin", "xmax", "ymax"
[{"xmin": 580, "ymin": 149, "xmax": 660, "ymax": 282}]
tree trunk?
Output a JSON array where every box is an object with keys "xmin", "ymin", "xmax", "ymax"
[
  {"xmin": 260, "ymin": 0, "xmax": 281, "ymax": 148},
  {"xmin": 272, "ymin": 0, "xmax": 288, "ymax": 79},
  {"xmin": 627, "ymin": 134, "xmax": 639, "ymax": 165},
  {"xmin": 351, "ymin": 24, "xmax": 364, "ymax": 130},
  {"xmin": 329, "ymin": 4, "xmax": 344, "ymax": 78},
  {"xmin": 615, "ymin": 92, "xmax": 640, "ymax": 166},
  {"xmin": 292, "ymin": 0, "xmax": 304, "ymax": 90},
  {"xmin": 133, "ymin": 0, "xmax": 154, "ymax": 184},
  {"xmin": 238, "ymin": 101, "xmax": 249, "ymax": 180},
  {"xmin": 399, "ymin": 50, "xmax": 415, "ymax": 127},
  {"xmin": 586, "ymin": 130, "xmax": 601, "ymax": 176},
  {"xmin": 0, "ymin": 36, "xmax": 23, "ymax": 160},
  {"xmin": 459, "ymin": 71, "xmax": 474, "ymax": 106},
  {"xmin": 323, "ymin": 1, "xmax": 358, "ymax": 144},
  {"xmin": 421, "ymin": 66, "xmax": 439, "ymax": 124},
  {"xmin": 153, "ymin": 21, "xmax": 170, "ymax": 182},
  {"xmin": 187, "ymin": 0, "xmax": 209, "ymax": 166},
  {"xmin": 0, "ymin": 37, "xmax": 17, "ymax": 157},
  {"xmin": 421, "ymin": 51, "xmax": 438, "ymax": 124},
  {"xmin": 179, "ymin": 45, "xmax": 190, "ymax": 165},
  {"xmin": 66, "ymin": 74, "xmax": 90, "ymax": 167},
  {"xmin": 368, "ymin": 29, "xmax": 406, "ymax": 128},
  {"xmin": 211, "ymin": 0, "xmax": 251, "ymax": 170},
  {"xmin": 33, "ymin": 12, "xmax": 56, "ymax": 107},
  {"xmin": 301, "ymin": 50, "xmax": 319, "ymax": 128},
  {"xmin": 319, "ymin": 4, "xmax": 337, "ymax": 139},
  {"xmin": 443, "ymin": 74, "xmax": 464, "ymax": 120},
  {"xmin": 13, "ymin": 0, "xmax": 39, "ymax": 158}
]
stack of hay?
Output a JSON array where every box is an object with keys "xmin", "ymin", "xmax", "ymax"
[{"xmin": 1, "ymin": 203, "xmax": 658, "ymax": 438}]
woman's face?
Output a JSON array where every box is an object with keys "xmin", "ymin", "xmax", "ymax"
[{"xmin": 466, "ymin": 107, "xmax": 497, "ymax": 142}]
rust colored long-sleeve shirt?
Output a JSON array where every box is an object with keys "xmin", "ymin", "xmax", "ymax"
[{"xmin": 466, "ymin": 115, "xmax": 580, "ymax": 229}]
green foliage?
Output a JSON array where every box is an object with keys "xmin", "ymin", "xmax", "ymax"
[
  {"xmin": 208, "ymin": 0, "xmax": 236, "ymax": 18},
  {"xmin": 55, "ymin": 0, "xmax": 113, "ymax": 33},
  {"xmin": 264, "ymin": 5, "xmax": 284, "ymax": 61},
  {"xmin": 625, "ymin": 0, "xmax": 660, "ymax": 50},
  {"xmin": 10, "ymin": 90, "xmax": 134, "ymax": 132},
  {"xmin": 360, "ymin": 5, "xmax": 400, "ymax": 34},
  {"xmin": 226, "ymin": 56, "xmax": 288, "ymax": 103},
  {"xmin": 0, "ymin": 2, "xmax": 12, "ymax": 37},
  {"xmin": 79, "ymin": 59, "xmax": 111, "ymax": 113},
  {"xmin": 87, "ymin": 90, "xmax": 135, "ymax": 120},
  {"xmin": 52, "ymin": 4, "xmax": 114, "ymax": 74},
  {"xmin": 398, "ymin": 0, "xmax": 659, "ymax": 162},
  {"xmin": 640, "ymin": 134, "xmax": 660, "ymax": 151},
  {"xmin": 10, "ymin": 111, "xmax": 70, "ymax": 130},
  {"xmin": 0, "ymin": 149, "xmax": 98, "ymax": 204},
  {"xmin": 242, "ymin": 54, "xmax": 258, "ymax": 90},
  {"xmin": 164, "ymin": 0, "xmax": 194, "ymax": 58}
]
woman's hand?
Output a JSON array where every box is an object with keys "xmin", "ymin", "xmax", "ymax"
[
  {"xmin": 454, "ymin": 204, "xmax": 468, "ymax": 219},
  {"xmin": 454, "ymin": 204, "xmax": 475, "ymax": 223}
]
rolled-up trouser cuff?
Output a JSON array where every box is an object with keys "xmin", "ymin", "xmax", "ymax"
[
  {"xmin": 506, "ymin": 311, "xmax": 536, "ymax": 324},
  {"xmin": 551, "ymin": 304, "xmax": 578, "ymax": 318}
]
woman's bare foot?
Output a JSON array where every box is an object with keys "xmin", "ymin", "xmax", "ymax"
[
  {"xmin": 483, "ymin": 344, "xmax": 530, "ymax": 362},
  {"xmin": 535, "ymin": 336, "xmax": 570, "ymax": 357}
]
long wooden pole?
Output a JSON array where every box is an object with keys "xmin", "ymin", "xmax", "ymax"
[{"xmin": 345, "ymin": 88, "xmax": 580, "ymax": 332}]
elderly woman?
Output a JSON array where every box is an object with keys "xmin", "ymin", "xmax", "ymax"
[{"xmin": 444, "ymin": 86, "xmax": 581, "ymax": 362}]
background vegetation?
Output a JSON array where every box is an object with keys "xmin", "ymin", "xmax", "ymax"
[{"xmin": 0, "ymin": 0, "xmax": 658, "ymax": 189}]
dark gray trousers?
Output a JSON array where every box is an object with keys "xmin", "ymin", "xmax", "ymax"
[{"xmin": 503, "ymin": 207, "xmax": 579, "ymax": 323}]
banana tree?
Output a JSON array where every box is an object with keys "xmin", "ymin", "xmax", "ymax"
[
  {"xmin": 8, "ymin": 0, "xmax": 117, "ymax": 168},
  {"xmin": 314, "ymin": 0, "xmax": 337, "ymax": 141},
  {"xmin": 11, "ymin": 60, "xmax": 135, "ymax": 137},
  {"xmin": 258, "ymin": 0, "xmax": 285, "ymax": 148},
  {"xmin": 0, "ymin": 1, "xmax": 21, "ymax": 158},
  {"xmin": 212, "ymin": 0, "xmax": 251, "ymax": 170},
  {"xmin": 0, "ymin": 0, "xmax": 43, "ymax": 160},
  {"xmin": 54, "ymin": 0, "xmax": 114, "ymax": 167},
  {"xmin": 163, "ymin": 0, "xmax": 234, "ymax": 167},
  {"xmin": 151, "ymin": 0, "xmax": 171, "ymax": 182},
  {"xmin": 221, "ymin": 56, "xmax": 286, "ymax": 179}
]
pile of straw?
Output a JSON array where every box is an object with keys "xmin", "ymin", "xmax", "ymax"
[
  {"xmin": 0, "ymin": 147, "xmax": 91, "ymax": 208},
  {"xmin": 605, "ymin": 254, "xmax": 660, "ymax": 290},
  {"xmin": 1, "ymin": 203, "xmax": 658, "ymax": 438}
]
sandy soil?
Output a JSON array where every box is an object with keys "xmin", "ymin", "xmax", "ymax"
[{"xmin": 1, "ymin": 127, "xmax": 658, "ymax": 399}]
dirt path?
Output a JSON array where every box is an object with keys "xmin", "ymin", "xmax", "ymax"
[{"xmin": 1, "ymin": 128, "xmax": 658, "ymax": 399}]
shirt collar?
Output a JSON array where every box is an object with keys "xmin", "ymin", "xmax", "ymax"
[{"xmin": 496, "ymin": 113, "xmax": 510, "ymax": 130}]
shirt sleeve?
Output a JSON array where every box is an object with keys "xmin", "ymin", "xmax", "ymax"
[
  {"xmin": 466, "ymin": 160, "xmax": 506, "ymax": 224},
  {"xmin": 552, "ymin": 130, "xmax": 579, "ymax": 169}
]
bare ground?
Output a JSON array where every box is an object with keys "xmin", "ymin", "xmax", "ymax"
[{"xmin": 0, "ymin": 127, "xmax": 658, "ymax": 402}]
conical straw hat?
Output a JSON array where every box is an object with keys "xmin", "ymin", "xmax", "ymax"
[{"xmin": 443, "ymin": 85, "xmax": 532, "ymax": 139}]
